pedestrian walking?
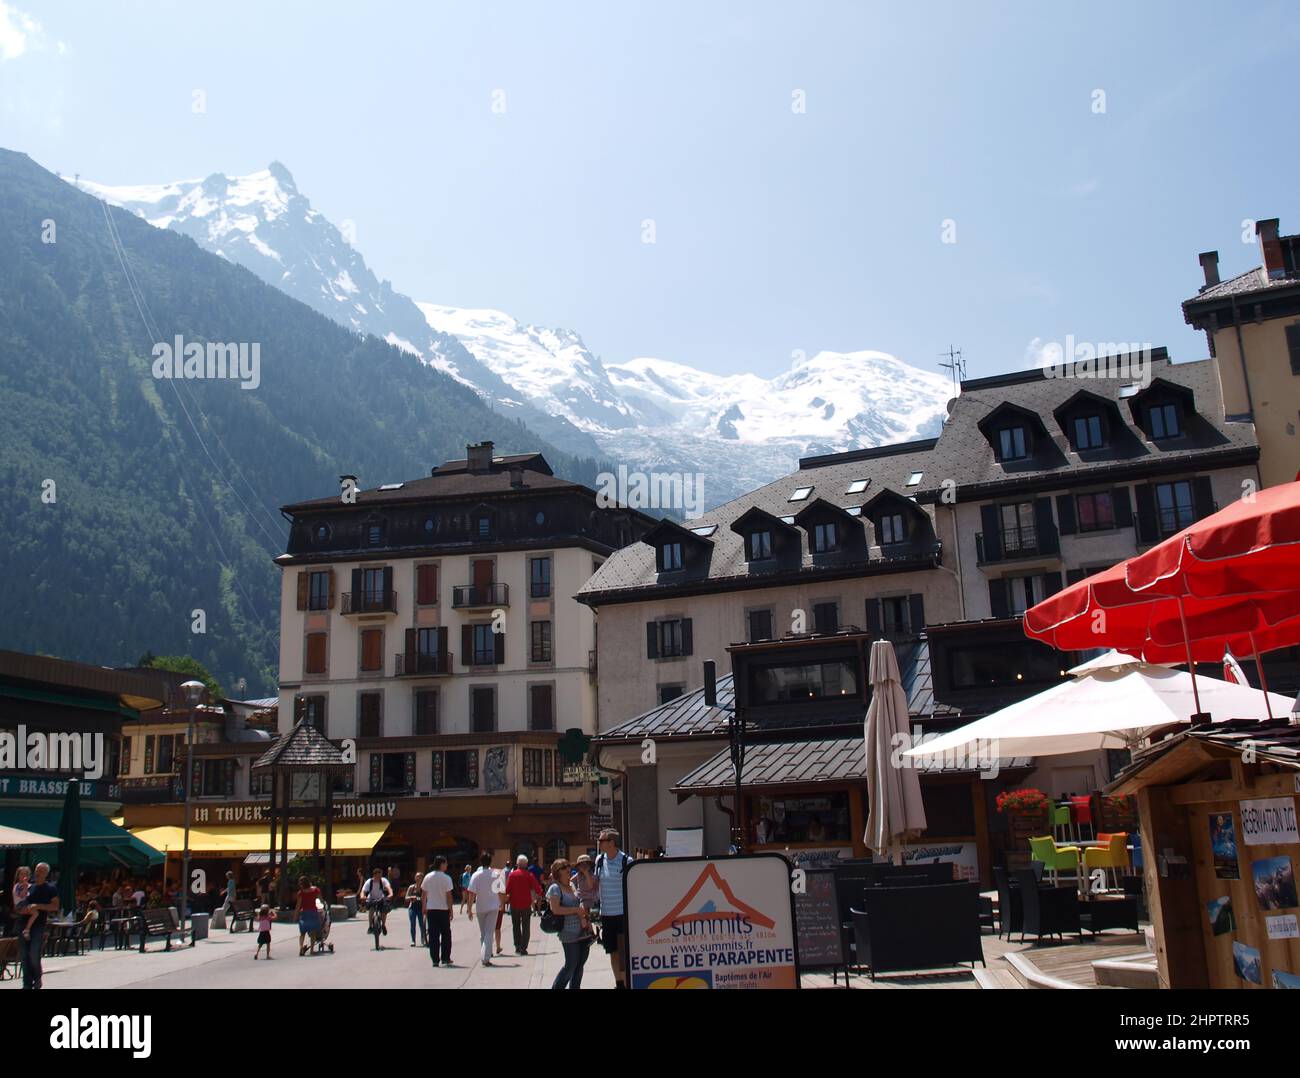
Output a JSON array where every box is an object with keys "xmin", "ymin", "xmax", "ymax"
[
  {"xmin": 466, "ymin": 853, "xmax": 500, "ymax": 966},
  {"xmin": 421, "ymin": 856, "xmax": 454, "ymax": 967},
  {"xmin": 17, "ymin": 862, "xmax": 59, "ymax": 989},
  {"xmin": 459, "ymin": 863, "xmax": 472, "ymax": 913},
  {"xmin": 594, "ymin": 830, "xmax": 634, "ymax": 988},
  {"xmin": 406, "ymin": 872, "xmax": 427, "ymax": 947},
  {"xmin": 546, "ymin": 858, "xmax": 592, "ymax": 990},
  {"xmin": 296, "ymin": 875, "xmax": 322, "ymax": 956},
  {"xmin": 505, "ymin": 854, "xmax": 544, "ymax": 955},
  {"xmin": 253, "ymin": 904, "xmax": 273, "ymax": 959},
  {"xmin": 221, "ymin": 870, "xmax": 237, "ymax": 920}
]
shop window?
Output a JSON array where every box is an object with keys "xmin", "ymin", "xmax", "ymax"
[{"xmin": 750, "ymin": 793, "xmax": 851, "ymax": 845}]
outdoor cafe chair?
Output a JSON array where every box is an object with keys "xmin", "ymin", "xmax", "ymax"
[
  {"xmin": 1013, "ymin": 868, "xmax": 1081, "ymax": 942},
  {"xmin": 1069, "ymin": 795, "xmax": 1094, "ymax": 841},
  {"xmin": 1028, "ymin": 835, "xmax": 1081, "ymax": 886},
  {"xmin": 1083, "ymin": 832, "xmax": 1129, "ymax": 892},
  {"xmin": 1051, "ymin": 802, "xmax": 1073, "ymax": 842}
]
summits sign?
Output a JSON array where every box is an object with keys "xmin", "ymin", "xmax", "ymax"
[
  {"xmin": 625, "ymin": 855, "xmax": 798, "ymax": 989},
  {"xmin": 192, "ymin": 800, "xmax": 396, "ymax": 824}
]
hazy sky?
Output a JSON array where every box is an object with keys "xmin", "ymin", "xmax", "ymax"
[{"xmin": 4, "ymin": 0, "xmax": 1297, "ymax": 381}]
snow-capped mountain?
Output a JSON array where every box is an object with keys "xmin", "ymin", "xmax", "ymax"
[{"xmin": 78, "ymin": 162, "xmax": 953, "ymax": 506}]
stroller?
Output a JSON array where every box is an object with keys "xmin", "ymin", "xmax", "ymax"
[{"xmin": 302, "ymin": 898, "xmax": 334, "ymax": 954}]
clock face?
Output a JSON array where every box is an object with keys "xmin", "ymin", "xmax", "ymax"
[{"xmin": 291, "ymin": 774, "xmax": 321, "ymax": 802}]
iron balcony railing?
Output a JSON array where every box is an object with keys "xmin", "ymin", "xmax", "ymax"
[
  {"xmin": 452, "ymin": 583, "xmax": 509, "ymax": 608},
  {"xmin": 394, "ymin": 651, "xmax": 453, "ymax": 676},
  {"xmin": 342, "ymin": 589, "xmax": 397, "ymax": 615}
]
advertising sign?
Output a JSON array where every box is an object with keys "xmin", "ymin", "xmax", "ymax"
[
  {"xmin": 1240, "ymin": 797, "xmax": 1299, "ymax": 847},
  {"xmin": 625, "ymin": 854, "xmax": 798, "ymax": 989}
]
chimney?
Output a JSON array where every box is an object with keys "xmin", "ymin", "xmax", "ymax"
[
  {"xmin": 1258, "ymin": 218, "xmax": 1283, "ymax": 279},
  {"xmin": 466, "ymin": 441, "xmax": 494, "ymax": 474},
  {"xmin": 509, "ymin": 464, "xmax": 525, "ymax": 489},
  {"xmin": 1198, "ymin": 251, "xmax": 1220, "ymax": 289}
]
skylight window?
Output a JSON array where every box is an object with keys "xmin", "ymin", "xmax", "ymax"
[
  {"xmin": 780, "ymin": 515, "xmax": 795, "ymax": 525},
  {"xmin": 377, "ymin": 483, "xmax": 404, "ymax": 491},
  {"xmin": 906, "ymin": 471, "xmax": 923, "ymax": 487},
  {"xmin": 845, "ymin": 506, "xmax": 862, "ymax": 517},
  {"xmin": 690, "ymin": 524, "xmax": 718, "ymax": 537},
  {"xmin": 846, "ymin": 479, "xmax": 869, "ymax": 494},
  {"xmin": 789, "ymin": 486, "xmax": 814, "ymax": 502},
  {"xmin": 1118, "ymin": 383, "xmax": 1140, "ymax": 398}
]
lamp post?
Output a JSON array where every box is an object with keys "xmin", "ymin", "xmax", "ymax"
[
  {"xmin": 703, "ymin": 660, "xmax": 744, "ymax": 853},
  {"xmin": 180, "ymin": 679, "xmax": 205, "ymax": 946}
]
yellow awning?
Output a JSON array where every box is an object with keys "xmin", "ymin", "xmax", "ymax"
[{"xmin": 131, "ymin": 822, "xmax": 387, "ymax": 856}]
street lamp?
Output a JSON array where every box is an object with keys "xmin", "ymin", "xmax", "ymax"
[
  {"xmin": 703, "ymin": 660, "xmax": 744, "ymax": 853},
  {"xmin": 180, "ymin": 679, "xmax": 205, "ymax": 946}
]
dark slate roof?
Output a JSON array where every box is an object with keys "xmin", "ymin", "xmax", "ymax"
[
  {"xmin": 282, "ymin": 453, "xmax": 579, "ymax": 512},
  {"xmin": 911, "ymin": 355, "xmax": 1256, "ymax": 502},
  {"xmin": 1112, "ymin": 717, "xmax": 1300, "ymax": 789},
  {"xmin": 1183, "ymin": 266, "xmax": 1300, "ymax": 306},
  {"xmin": 577, "ymin": 438, "xmax": 940, "ymax": 601},
  {"xmin": 670, "ymin": 735, "xmax": 1031, "ymax": 793},
  {"xmin": 252, "ymin": 720, "xmax": 348, "ymax": 771},
  {"xmin": 593, "ymin": 639, "xmax": 956, "ymax": 745}
]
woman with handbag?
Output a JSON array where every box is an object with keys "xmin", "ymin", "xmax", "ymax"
[{"xmin": 544, "ymin": 858, "xmax": 591, "ymax": 989}]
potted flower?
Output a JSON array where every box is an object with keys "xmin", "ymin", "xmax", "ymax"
[
  {"xmin": 996, "ymin": 787, "xmax": 1051, "ymax": 819},
  {"xmin": 997, "ymin": 788, "xmax": 1052, "ymax": 861}
]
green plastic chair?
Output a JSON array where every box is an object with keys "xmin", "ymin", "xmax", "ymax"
[
  {"xmin": 1028, "ymin": 835, "xmax": 1081, "ymax": 886},
  {"xmin": 1051, "ymin": 803, "xmax": 1073, "ymax": 842}
]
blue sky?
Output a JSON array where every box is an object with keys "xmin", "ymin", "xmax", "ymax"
[{"xmin": 4, "ymin": 0, "xmax": 1297, "ymax": 380}]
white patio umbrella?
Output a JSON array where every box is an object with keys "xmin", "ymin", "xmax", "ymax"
[
  {"xmin": 901, "ymin": 663, "xmax": 1294, "ymax": 761},
  {"xmin": 0, "ymin": 824, "xmax": 63, "ymax": 848},
  {"xmin": 864, "ymin": 639, "xmax": 927, "ymax": 861}
]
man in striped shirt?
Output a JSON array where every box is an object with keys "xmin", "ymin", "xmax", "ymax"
[{"xmin": 594, "ymin": 829, "xmax": 633, "ymax": 989}]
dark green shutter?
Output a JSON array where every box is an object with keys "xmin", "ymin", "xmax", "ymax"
[
  {"xmin": 1034, "ymin": 498, "xmax": 1058, "ymax": 554},
  {"xmin": 1134, "ymin": 484, "xmax": 1157, "ymax": 542},
  {"xmin": 646, "ymin": 622, "xmax": 659, "ymax": 659},
  {"xmin": 1056, "ymin": 495, "xmax": 1077, "ymax": 536},
  {"xmin": 908, "ymin": 594, "xmax": 925, "ymax": 635},
  {"xmin": 462, "ymin": 625, "xmax": 474, "ymax": 668},
  {"xmin": 865, "ymin": 598, "xmax": 881, "ymax": 634},
  {"xmin": 681, "ymin": 619, "xmax": 693, "ymax": 656},
  {"xmin": 1112, "ymin": 487, "xmax": 1133, "ymax": 528},
  {"xmin": 989, "ymin": 579, "xmax": 1010, "ymax": 620},
  {"xmin": 980, "ymin": 504, "xmax": 1002, "ymax": 561},
  {"xmin": 404, "ymin": 752, "xmax": 416, "ymax": 791},
  {"xmin": 369, "ymin": 754, "xmax": 381, "ymax": 792},
  {"xmin": 494, "ymin": 630, "xmax": 505, "ymax": 665},
  {"xmin": 382, "ymin": 566, "xmax": 394, "ymax": 606},
  {"xmin": 1192, "ymin": 476, "xmax": 1216, "ymax": 521}
]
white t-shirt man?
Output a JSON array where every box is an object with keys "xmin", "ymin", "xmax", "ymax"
[
  {"xmin": 467, "ymin": 865, "xmax": 500, "ymax": 914},
  {"xmin": 421, "ymin": 870, "xmax": 453, "ymax": 912}
]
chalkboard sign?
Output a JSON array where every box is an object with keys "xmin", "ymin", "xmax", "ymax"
[{"xmin": 794, "ymin": 869, "xmax": 846, "ymax": 969}]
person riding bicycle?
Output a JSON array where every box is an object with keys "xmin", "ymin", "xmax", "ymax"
[{"xmin": 360, "ymin": 868, "xmax": 394, "ymax": 937}]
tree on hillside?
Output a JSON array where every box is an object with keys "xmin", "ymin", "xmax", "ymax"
[{"xmin": 143, "ymin": 655, "xmax": 224, "ymax": 700}]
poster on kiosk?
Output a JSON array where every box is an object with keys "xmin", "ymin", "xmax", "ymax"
[{"xmin": 624, "ymin": 854, "xmax": 799, "ymax": 989}]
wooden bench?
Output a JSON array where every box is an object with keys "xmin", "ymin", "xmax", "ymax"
[
  {"xmin": 228, "ymin": 899, "xmax": 256, "ymax": 932},
  {"xmin": 136, "ymin": 908, "xmax": 176, "ymax": 952}
]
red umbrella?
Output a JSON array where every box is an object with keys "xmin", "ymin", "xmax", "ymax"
[{"xmin": 1125, "ymin": 481, "xmax": 1300, "ymax": 598}]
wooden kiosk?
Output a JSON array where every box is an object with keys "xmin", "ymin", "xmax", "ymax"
[{"xmin": 1110, "ymin": 717, "xmax": 1300, "ymax": 989}]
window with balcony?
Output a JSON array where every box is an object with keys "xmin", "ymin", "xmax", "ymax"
[
  {"xmin": 471, "ymin": 687, "xmax": 496, "ymax": 733},
  {"xmin": 361, "ymin": 567, "xmax": 386, "ymax": 607},
  {"xmin": 1155, "ymin": 480, "xmax": 1195, "ymax": 536},
  {"xmin": 529, "ymin": 684, "xmax": 555, "ymax": 731},
  {"xmin": 471, "ymin": 624, "xmax": 499, "ymax": 665},
  {"xmin": 998, "ymin": 502, "xmax": 1036, "ymax": 553},
  {"xmin": 530, "ymin": 620, "xmax": 553, "ymax": 663},
  {"xmin": 358, "ymin": 692, "xmax": 382, "ymax": 738},
  {"xmin": 530, "ymin": 556, "xmax": 552, "ymax": 598}
]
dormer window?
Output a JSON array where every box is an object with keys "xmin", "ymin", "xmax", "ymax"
[
  {"xmin": 475, "ymin": 514, "xmax": 491, "ymax": 538},
  {"xmin": 998, "ymin": 426, "xmax": 1028, "ymax": 461},
  {"xmin": 1147, "ymin": 403, "xmax": 1180, "ymax": 440},
  {"xmin": 365, "ymin": 521, "xmax": 385, "ymax": 546},
  {"xmin": 1073, "ymin": 415, "xmax": 1104, "ymax": 450},
  {"xmin": 747, "ymin": 530, "xmax": 772, "ymax": 561},
  {"xmin": 878, "ymin": 512, "xmax": 906, "ymax": 545},
  {"xmin": 659, "ymin": 541, "xmax": 684, "ymax": 571},
  {"xmin": 813, "ymin": 522, "xmax": 838, "ymax": 553}
]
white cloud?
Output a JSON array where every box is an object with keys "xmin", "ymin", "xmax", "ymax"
[
  {"xmin": 1024, "ymin": 336, "xmax": 1062, "ymax": 370},
  {"xmin": 0, "ymin": 1, "xmax": 55, "ymax": 61},
  {"xmin": 1069, "ymin": 178, "xmax": 1100, "ymax": 197}
]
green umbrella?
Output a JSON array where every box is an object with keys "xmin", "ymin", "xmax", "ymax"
[{"xmin": 57, "ymin": 778, "xmax": 81, "ymax": 912}]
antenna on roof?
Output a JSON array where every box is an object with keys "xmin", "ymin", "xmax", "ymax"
[{"xmin": 938, "ymin": 345, "xmax": 966, "ymax": 398}]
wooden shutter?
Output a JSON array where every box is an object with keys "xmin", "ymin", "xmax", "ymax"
[
  {"xmin": 646, "ymin": 622, "xmax": 659, "ymax": 659},
  {"xmin": 1134, "ymin": 484, "xmax": 1157, "ymax": 542},
  {"xmin": 531, "ymin": 685, "xmax": 554, "ymax": 730},
  {"xmin": 1112, "ymin": 487, "xmax": 1133, "ymax": 529},
  {"xmin": 350, "ymin": 567, "xmax": 362, "ymax": 600},
  {"xmin": 417, "ymin": 564, "xmax": 437, "ymax": 605},
  {"xmin": 865, "ymin": 598, "xmax": 881, "ymax": 634},
  {"xmin": 467, "ymin": 749, "xmax": 479, "ymax": 789},
  {"xmin": 296, "ymin": 571, "xmax": 309, "ymax": 610},
  {"xmin": 1055, "ymin": 495, "xmax": 1077, "ymax": 535},
  {"xmin": 326, "ymin": 567, "xmax": 336, "ymax": 609},
  {"xmin": 306, "ymin": 632, "xmax": 327, "ymax": 674},
  {"xmin": 473, "ymin": 559, "xmax": 494, "ymax": 589},
  {"xmin": 404, "ymin": 627, "xmax": 417, "ymax": 666},
  {"xmin": 437, "ymin": 626, "xmax": 449, "ymax": 660},
  {"xmin": 1033, "ymin": 498, "xmax": 1058, "ymax": 554},
  {"xmin": 908, "ymin": 594, "xmax": 925, "ymax": 636},
  {"xmin": 979, "ymin": 504, "xmax": 1002, "ymax": 561},
  {"xmin": 1192, "ymin": 476, "xmax": 1216, "ymax": 521},
  {"xmin": 361, "ymin": 629, "xmax": 382, "ymax": 671},
  {"xmin": 494, "ymin": 630, "xmax": 505, "ymax": 665},
  {"xmin": 462, "ymin": 625, "xmax": 474, "ymax": 668},
  {"xmin": 988, "ymin": 579, "xmax": 1010, "ymax": 620},
  {"xmin": 681, "ymin": 618, "xmax": 693, "ymax": 656}
]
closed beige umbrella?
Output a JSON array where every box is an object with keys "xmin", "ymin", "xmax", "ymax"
[{"xmin": 864, "ymin": 639, "xmax": 927, "ymax": 862}]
